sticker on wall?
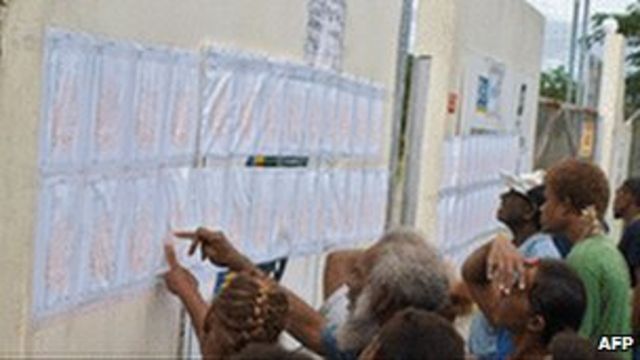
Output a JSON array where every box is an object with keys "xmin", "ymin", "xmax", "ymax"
[
  {"xmin": 40, "ymin": 34, "xmax": 94, "ymax": 172},
  {"xmin": 305, "ymin": 0, "xmax": 347, "ymax": 70}
]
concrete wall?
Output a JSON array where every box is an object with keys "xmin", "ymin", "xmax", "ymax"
[
  {"xmin": 0, "ymin": 0, "xmax": 402, "ymax": 355},
  {"xmin": 411, "ymin": 0, "xmax": 544, "ymax": 244},
  {"xmin": 411, "ymin": 0, "xmax": 461, "ymax": 245}
]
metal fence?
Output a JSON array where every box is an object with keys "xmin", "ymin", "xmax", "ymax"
[{"xmin": 534, "ymin": 98, "xmax": 599, "ymax": 170}]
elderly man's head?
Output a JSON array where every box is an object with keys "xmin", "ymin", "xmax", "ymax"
[{"xmin": 336, "ymin": 229, "xmax": 450, "ymax": 352}]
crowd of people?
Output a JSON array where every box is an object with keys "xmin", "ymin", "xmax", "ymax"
[{"xmin": 163, "ymin": 158, "xmax": 640, "ymax": 360}]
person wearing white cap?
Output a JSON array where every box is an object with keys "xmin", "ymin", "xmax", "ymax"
[{"xmin": 467, "ymin": 170, "xmax": 562, "ymax": 360}]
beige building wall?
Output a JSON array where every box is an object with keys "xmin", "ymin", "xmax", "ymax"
[
  {"xmin": 411, "ymin": 0, "xmax": 544, "ymax": 245},
  {"xmin": 0, "ymin": 0, "xmax": 402, "ymax": 355}
]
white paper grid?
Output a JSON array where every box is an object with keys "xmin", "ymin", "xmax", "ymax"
[
  {"xmin": 34, "ymin": 32, "xmax": 391, "ymax": 318},
  {"xmin": 436, "ymin": 134, "xmax": 522, "ymax": 252},
  {"xmin": 40, "ymin": 34, "xmax": 95, "ymax": 173}
]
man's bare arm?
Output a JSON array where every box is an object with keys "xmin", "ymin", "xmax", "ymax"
[
  {"xmin": 163, "ymin": 245, "xmax": 210, "ymax": 344},
  {"xmin": 323, "ymin": 249, "xmax": 363, "ymax": 300},
  {"xmin": 461, "ymin": 242, "xmax": 497, "ymax": 324}
]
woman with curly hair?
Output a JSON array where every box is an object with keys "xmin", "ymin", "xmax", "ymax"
[{"xmin": 163, "ymin": 244, "xmax": 304, "ymax": 359}]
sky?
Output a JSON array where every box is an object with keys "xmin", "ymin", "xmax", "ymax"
[{"xmin": 526, "ymin": 0, "xmax": 635, "ymax": 68}]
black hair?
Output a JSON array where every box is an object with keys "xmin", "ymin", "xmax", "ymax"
[
  {"xmin": 229, "ymin": 343, "xmax": 314, "ymax": 360},
  {"xmin": 528, "ymin": 260, "xmax": 587, "ymax": 345},
  {"xmin": 375, "ymin": 308, "xmax": 465, "ymax": 360},
  {"xmin": 526, "ymin": 185, "xmax": 546, "ymax": 229},
  {"xmin": 622, "ymin": 178, "xmax": 640, "ymax": 207}
]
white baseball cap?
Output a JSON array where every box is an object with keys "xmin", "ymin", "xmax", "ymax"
[{"xmin": 499, "ymin": 170, "xmax": 546, "ymax": 195}]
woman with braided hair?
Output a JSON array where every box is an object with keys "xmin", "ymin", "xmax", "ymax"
[{"xmin": 163, "ymin": 244, "xmax": 299, "ymax": 359}]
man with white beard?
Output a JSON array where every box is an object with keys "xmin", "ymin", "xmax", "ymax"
[{"xmin": 176, "ymin": 227, "xmax": 451, "ymax": 359}]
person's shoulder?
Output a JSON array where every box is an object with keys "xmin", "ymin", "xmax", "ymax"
[
  {"xmin": 520, "ymin": 233, "xmax": 560, "ymax": 259},
  {"xmin": 566, "ymin": 236, "xmax": 612, "ymax": 266},
  {"xmin": 626, "ymin": 220, "xmax": 640, "ymax": 237}
]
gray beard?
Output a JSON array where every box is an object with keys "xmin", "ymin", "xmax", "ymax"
[{"xmin": 336, "ymin": 288, "xmax": 380, "ymax": 353}]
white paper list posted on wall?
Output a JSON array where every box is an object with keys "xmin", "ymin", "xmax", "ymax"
[
  {"xmin": 334, "ymin": 88, "xmax": 355, "ymax": 155},
  {"xmin": 271, "ymin": 170, "xmax": 299, "ymax": 259},
  {"xmin": 246, "ymin": 170, "xmax": 278, "ymax": 261},
  {"xmin": 351, "ymin": 92, "xmax": 372, "ymax": 156},
  {"xmin": 80, "ymin": 177, "xmax": 123, "ymax": 295},
  {"xmin": 88, "ymin": 43, "xmax": 136, "ymax": 168},
  {"xmin": 40, "ymin": 34, "xmax": 94, "ymax": 172},
  {"xmin": 230, "ymin": 71, "xmax": 267, "ymax": 156},
  {"xmin": 160, "ymin": 168, "xmax": 204, "ymax": 269},
  {"xmin": 253, "ymin": 74, "xmax": 283, "ymax": 155},
  {"xmin": 33, "ymin": 177, "xmax": 84, "ymax": 314},
  {"xmin": 119, "ymin": 174, "xmax": 164, "ymax": 283},
  {"xmin": 201, "ymin": 68, "xmax": 235, "ymax": 157},
  {"xmin": 221, "ymin": 170, "xmax": 251, "ymax": 254},
  {"xmin": 319, "ymin": 85, "xmax": 339, "ymax": 155},
  {"xmin": 163, "ymin": 52, "xmax": 200, "ymax": 162},
  {"xmin": 280, "ymin": 79, "xmax": 308, "ymax": 154},
  {"xmin": 131, "ymin": 51, "xmax": 171, "ymax": 164},
  {"xmin": 292, "ymin": 171, "xmax": 318, "ymax": 255}
]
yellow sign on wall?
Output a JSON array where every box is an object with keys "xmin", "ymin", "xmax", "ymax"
[{"xmin": 578, "ymin": 120, "xmax": 595, "ymax": 159}]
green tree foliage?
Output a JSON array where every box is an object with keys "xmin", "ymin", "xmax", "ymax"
[
  {"xmin": 540, "ymin": 66, "xmax": 575, "ymax": 102},
  {"xmin": 593, "ymin": 1, "xmax": 640, "ymax": 116}
]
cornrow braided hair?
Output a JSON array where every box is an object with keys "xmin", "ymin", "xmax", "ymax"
[{"xmin": 204, "ymin": 272, "xmax": 289, "ymax": 354}]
